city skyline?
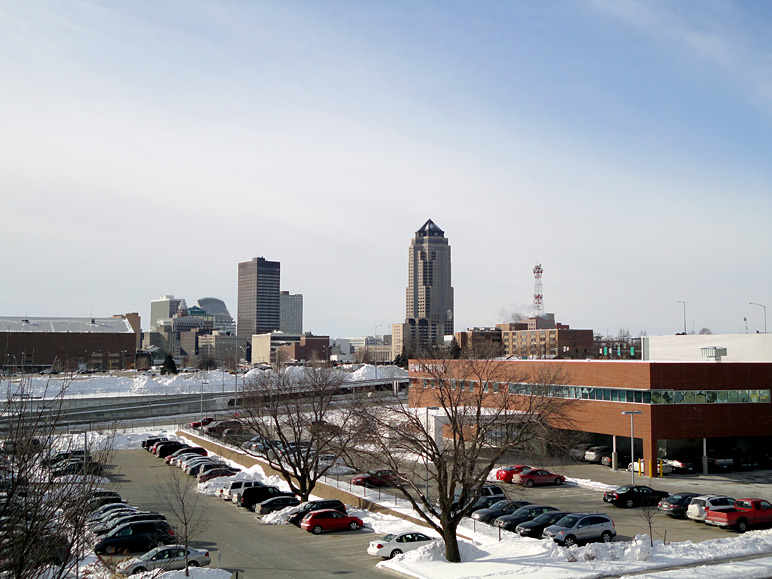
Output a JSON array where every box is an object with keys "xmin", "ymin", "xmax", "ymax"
[{"xmin": 2, "ymin": 2, "xmax": 771, "ymax": 338}]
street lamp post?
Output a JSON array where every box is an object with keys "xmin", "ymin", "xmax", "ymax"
[
  {"xmin": 374, "ymin": 324, "xmax": 382, "ymax": 380},
  {"xmin": 622, "ymin": 411, "xmax": 643, "ymax": 485},
  {"xmin": 750, "ymin": 302, "xmax": 767, "ymax": 333},
  {"xmin": 677, "ymin": 301, "xmax": 686, "ymax": 334}
]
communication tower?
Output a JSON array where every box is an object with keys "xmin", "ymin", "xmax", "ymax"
[{"xmin": 533, "ymin": 264, "xmax": 544, "ymax": 316}]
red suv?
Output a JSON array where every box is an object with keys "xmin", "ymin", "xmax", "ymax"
[{"xmin": 300, "ymin": 509, "xmax": 364, "ymax": 534}]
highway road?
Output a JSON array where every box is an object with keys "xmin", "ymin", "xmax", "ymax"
[{"xmin": 109, "ymin": 450, "xmax": 391, "ymax": 578}]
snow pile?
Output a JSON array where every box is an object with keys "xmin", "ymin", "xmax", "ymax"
[{"xmin": 346, "ymin": 364, "xmax": 408, "ymax": 381}]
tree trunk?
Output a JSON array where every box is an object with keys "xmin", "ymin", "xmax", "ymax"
[{"xmin": 441, "ymin": 520, "xmax": 462, "ymax": 562}]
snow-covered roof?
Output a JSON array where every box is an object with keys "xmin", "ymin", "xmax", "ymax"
[{"xmin": 0, "ymin": 316, "xmax": 134, "ymax": 334}]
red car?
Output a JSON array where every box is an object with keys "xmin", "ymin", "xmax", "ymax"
[
  {"xmin": 495, "ymin": 465, "xmax": 532, "ymax": 483},
  {"xmin": 198, "ymin": 468, "xmax": 240, "ymax": 483},
  {"xmin": 351, "ymin": 470, "xmax": 399, "ymax": 488},
  {"xmin": 512, "ymin": 468, "xmax": 565, "ymax": 487},
  {"xmin": 189, "ymin": 417, "xmax": 214, "ymax": 429},
  {"xmin": 300, "ymin": 509, "xmax": 364, "ymax": 534}
]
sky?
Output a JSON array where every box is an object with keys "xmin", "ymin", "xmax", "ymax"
[{"xmin": 2, "ymin": 1, "xmax": 772, "ymax": 339}]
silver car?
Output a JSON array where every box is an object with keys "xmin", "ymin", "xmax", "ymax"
[
  {"xmin": 116, "ymin": 545, "xmax": 210, "ymax": 576},
  {"xmin": 542, "ymin": 513, "xmax": 616, "ymax": 547}
]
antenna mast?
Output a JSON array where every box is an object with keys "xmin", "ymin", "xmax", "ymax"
[{"xmin": 533, "ymin": 264, "xmax": 544, "ymax": 316}]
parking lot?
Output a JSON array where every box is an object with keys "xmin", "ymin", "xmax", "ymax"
[
  {"xmin": 108, "ymin": 444, "xmax": 772, "ymax": 578},
  {"xmin": 110, "ymin": 449, "xmax": 390, "ymax": 578}
]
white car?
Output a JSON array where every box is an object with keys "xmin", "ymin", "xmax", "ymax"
[
  {"xmin": 216, "ymin": 479, "xmax": 260, "ymax": 501},
  {"xmin": 687, "ymin": 495, "xmax": 735, "ymax": 522},
  {"xmin": 367, "ymin": 531, "xmax": 436, "ymax": 559},
  {"xmin": 116, "ymin": 545, "xmax": 210, "ymax": 576},
  {"xmin": 627, "ymin": 461, "xmax": 674, "ymax": 475}
]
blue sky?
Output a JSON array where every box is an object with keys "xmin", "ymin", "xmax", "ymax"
[{"xmin": 2, "ymin": 1, "xmax": 771, "ymax": 339}]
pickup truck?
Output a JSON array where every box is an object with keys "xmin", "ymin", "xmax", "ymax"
[{"xmin": 705, "ymin": 498, "xmax": 772, "ymax": 532}]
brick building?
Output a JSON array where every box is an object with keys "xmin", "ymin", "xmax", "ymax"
[
  {"xmin": 409, "ymin": 358, "xmax": 772, "ymax": 474},
  {"xmin": 1, "ymin": 315, "xmax": 139, "ymax": 372}
]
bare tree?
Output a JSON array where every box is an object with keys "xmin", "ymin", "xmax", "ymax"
[
  {"xmin": 155, "ymin": 468, "xmax": 209, "ymax": 576},
  {"xmin": 238, "ymin": 365, "xmax": 361, "ymax": 500},
  {"xmin": 0, "ymin": 376, "xmax": 118, "ymax": 579},
  {"xmin": 354, "ymin": 354, "xmax": 576, "ymax": 562}
]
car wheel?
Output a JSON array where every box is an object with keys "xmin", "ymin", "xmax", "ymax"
[
  {"xmin": 105, "ymin": 545, "xmax": 117, "ymax": 555},
  {"xmin": 390, "ymin": 549, "xmax": 403, "ymax": 559},
  {"xmin": 312, "ymin": 525, "xmax": 323, "ymax": 534},
  {"xmin": 736, "ymin": 519, "xmax": 749, "ymax": 533},
  {"xmin": 625, "ymin": 499, "xmax": 635, "ymax": 508},
  {"xmin": 131, "ymin": 568, "xmax": 146, "ymax": 575},
  {"xmin": 601, "ymin": 531, "xmax": 613, "ymax": 543},
  {"xmin": 563, "ymin": 535, "xmax": 576, "ymax": 547},
  {"xmin": 525, "ymin": 479, "xmax": 534, "ymax": 488},
  {"xmin": 187, "ymin": 561, "xmax": 200, "ymax": 567},
  {"xmin": 554, "ymin": 478, "xmax": 563, "ymax": 485},
  {"xmin": 349, "ymin": 521, "xmax": 360, "ymax": 531}
]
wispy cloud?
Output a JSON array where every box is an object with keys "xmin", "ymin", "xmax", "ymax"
[{"xmin": 590, "ymin": 0, "xmax": 772, "ymax": 114}]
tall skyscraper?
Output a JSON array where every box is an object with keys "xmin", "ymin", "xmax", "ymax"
[
  {"xmin": 404, "ymin": 219, "xmax": 454, "ymax": 349},
  {"xmin": 279, "ymin": 291, "xmax": 303, "ymax": 335},
  {"xmin": 237, "ymin": 257, "xmax": 281, "ymax": 339}
]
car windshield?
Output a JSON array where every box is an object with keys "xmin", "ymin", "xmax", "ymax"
[
  {"xmin": 532, "ymin": 512, "xmax": 556, "ymax": 524},
  {"xmin": 555, "ymin": 515, "xmax": 581, "ymax": 527},
  {"xmin": 489, "ymin": 500, "xmax": 510, "ymax": 510},
  {"xmin": 381, "ymin": 534, "xmax": 396, "ymax": 542},
  {"xmin": 616, "ymin": 485, "xmax": 632, "ymax": 493}
]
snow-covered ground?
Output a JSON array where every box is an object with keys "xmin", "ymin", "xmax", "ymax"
[
  {"xmin": 14, "ymin": 368, "xmax": 772, "ymax": 578},
  {"xmin": 160, "ymin": 433, "xmax": 772, "ymax": 579},
  {"xmin": 1, "ymin": 364, "xmax": 408, "ymax": 398}
]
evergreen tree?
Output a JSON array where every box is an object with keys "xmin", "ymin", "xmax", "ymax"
[
  {"xmin": 161, "ymin": 354, "xmax": 178, "ymax": 375},
  {"xmin": 448, "ymin": 337, "xmax": 461, "ymax": 359}
]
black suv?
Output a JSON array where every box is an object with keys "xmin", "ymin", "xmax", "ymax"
[
  {"xmin": 93, "ymin": 520, "xmax": 174, "ymax": 555},
  {"xmin": 239, "ymin": 486, "xmax": 295, "ymax": 511},
  {"xmin": 287, "ymin": 500, "xmax": 347, "ymax": 526}
]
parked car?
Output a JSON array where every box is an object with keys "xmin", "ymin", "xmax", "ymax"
[
  {"xmin": 92, "ymin": 512, "xmax": 167, "ymax": 538},
  {"xmin": 628, "ymin": 460, "xmax": 674, "ymax": 475},
  {"xmin": 471, "ymin": 499, "xmax": 532, "ymax": 524},
  {"xmin": 495, "ymin": 465, "xmax": 532, "ymax": 483},
  {"xmin": 51, "ymin": 460, "xmax": 104, "ymax": 479},
  {"xmin": 733, "ymin": 450, "xmax": 761, "ymax": 470},
  {"xmin": 687, "ymin": 495, "xmax": 735, "ymax": 522},
  {"xmin": 93, "ymin": 520, "xmax": 175, "ymax": 555},
  {"xmin": 513, "ymin": 510, "xmax": 573, "ymax": 538},
  {"xmin": 705, "ymin": 498, "xmax": 772, "ymax": 532},
  {"xmin": 601, "ymin": 453, "xmax": 630, "ymax": 469},
  {"xmin": 287, "ymin": 500, "xmax": 347, "ymax": 526},
  {"xmin": 189, "ymin": 417, "xmax": 214, "ymax": 429},
  {"xmin": 543, "ymin": 513, "xmax": 616, "ymax": 546},
  {"xmin": 569, "ymin": 444, "xmax": 594, "ymax": 461},
  {"xmin": 367, "ymin": 531, "xmax": 436, "ymax": 559},
  {"xmin": 116, "ymin": 544, "xmax": 210, "ymax": 575},
  {"xmin": 706, "ymin": 450, "xmax": 734, "ymax": 472},
  {"xmin": 494, "ymin": 505, "xmax": 559, "ymax": 532},
  {"xmin": 165, "ymin": 447, "xmax": 207, "ymax": 465},
  {"xmin": 351, "ymin": 470, "xmax": 399, "ymax": 488},
  {"xmin": 203, "ymin": 420, "xmax": 243, "ymax": 436},
  {"xmin": 217, "ymin": 479, "xmax": 260, "ymax": 500},
  {"xmin": 657, "ymin": 492, "xmax": 701, "ymax": 518},
  {"xmin": 198, "ymin": 468, "xmax": 240, "ymax": 483},
  {"xmin": 87, "ymin": 504, "xmax": 138, "ymax": 525},
  {"xmin": 157, "ymin": 443, "xmax": 189, "ymax": 459},
  {"xmin": 658, "ymin": 454, "xmax": 696, "ymax": 473},
  {"xmin": 465, "ymin": 495, "xmax": 508, "ymax": 515},
  {"xmin": 142, "ymin": 437, "xmax": 168, "ymax": 450},
  {"xmin": 512, "ymin": 468, "xmax": 565, "ymax": 487},
  {"xmin": 256, "ymin": 495, "xmax": 300, "ymax": 515},
  {"xmin": 239, "ymin": 486, "xmax": 295, "ymax": 511},
  {"xmin": 584, "ymin": 446, "xmax": 612, "ymax": 463},
  {"xmin": 300, "ymin": 509, "xmax": 364, "ymax": 534},
  {"xmin": 189, "ymin": 461, "xmax": 227, "ymax": 478},
  {"xmin": 452, "ymin": 484, "xmax": 506, "ymax": 513},
  {"xmin": 603, "ymin": 485, "xmax": 669, "ymax": 508}
]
